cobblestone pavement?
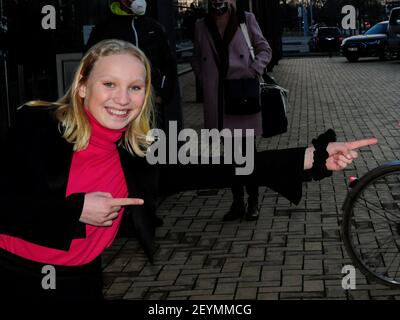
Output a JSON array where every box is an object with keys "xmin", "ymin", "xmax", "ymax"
[{"xmin": 102, "ymin": 57, "xmax": 400, "ymax": 300}]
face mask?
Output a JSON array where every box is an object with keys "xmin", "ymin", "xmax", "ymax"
[
  {"xmin": 210, "ymin": 2, "xmax": 228, "ymax": 16},
  {"xmin": 130, "ymin": 0, "xmax": 147, "ymax": 16}
]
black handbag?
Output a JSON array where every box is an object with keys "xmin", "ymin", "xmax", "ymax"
[
  {"xmin": 260, "ymin": 74, "xmax": 288, "ymax": 138},
  {"xmin": 224, "ymin": 78, "xmax": 261, "ymax": 115},
  {"xmin": 239, "ymin": 22, "xmax": 288, "ymax": 138}
]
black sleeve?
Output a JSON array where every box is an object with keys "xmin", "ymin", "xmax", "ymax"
[
  {"xmin": 0, "ymin": 108, "xmax": 86, "ymax": 251},
  {"xmin": 0, "ymin": 193, "xmax": 86, "ymax": 251},
  {"xmin": 159, "ymin": 147, "xmax": 307, "ymax": 205},
  {"xmin": 156, "ymin": 24, "xmax": 178, "ymax": 103}
]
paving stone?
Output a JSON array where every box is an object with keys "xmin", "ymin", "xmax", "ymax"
[
  {"xmin": 189, "ymin": 294, "xmax": 235, "ymax": 300},
  {"xmin": 198, "ymin": 272, "xmax": 239, "ymax": 279},
  {"xmin": 349, "ymin": 291, "xmax": 370, "ymax": 300},
  {"xmin": 304, "ymin": 280, "xmax": 324, "ymax": 292},
  {"xmin": 105, "ymin": 282, "xmax": 132, "ymax": 298},
  {"xmin": 241, "ymin": 266, "xmax": 261, "ymax": 279},
  {"xmin": 235, "ymin": 287, "xmax": 258, "ymax": 300},
  {"xmin": 175, "ymin": 274, "xmax": 198, "ymax": 286},
  {"xmin": 326, "ymin": 286, "xmax": 348, "ymax": 298},
  {"xmin": 282, "ymin": 275, "xmax": 302, "ymax": 287},
  {"xmin": 157, "ymin": 269, "xmax": 180, "ymax": 281},
  {"xmin": 148, "ymin": 285, "xmax": 191, "ymax": 292},
  {"xmin": 144, "ymin": 292, "xmax": 169, "ymax": 300},
  {"xmin": 259, "ymin": 286, "xmax": 302, "ymax": 293},
  {"xmin": 285, "ymin": 255, "xmax": 304, "ymax": 265},
  {"xmin": 122, "ymin": 287, "xmax": 148, "ymax": 300},
  {"xmin": 194, "ymin": 278, "xmax": 217, "ymax": 290},
  {"xmin": 258, "ymin": 293, "xmax": 279, "ymax": 300},
  {"xmin": 305, "ymin": 242, "xmax": 322, "ymax": 251},
  {"xmin": 139, "ymin": 265, "xmax": 163, "ymax": 277},
  {"xmin": 214, "ymin": 282, "xmax": 237, "ymax": 295},
  {"xmin": 280, "ymin": 292, "xmax": 326, "ymax": 299},
  {"xmin": 304, "ymin": 259, "xmax": 323, "ymax": 270},
  {"xmin": 261, "ymin": 269, "xmax": 281, "ymax": 281},
  {"xmin": 133, "ymin": 280, "xmax": 175, "ymax": 287},
  {"xmin": 168, "ymin": 289, "xmax": 214, "ymax": 298}
]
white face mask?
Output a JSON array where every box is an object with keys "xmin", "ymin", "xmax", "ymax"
[
  {"xmin": 210, "ymin": 1, "xmax": 229, "ymax": 16},
  {"xmin": 130, "ymin": 0, "xmax": 147, "ymax": 16}
]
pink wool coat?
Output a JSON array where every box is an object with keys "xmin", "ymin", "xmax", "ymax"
[{"xmin": 192, "ymin": 11, "xmax": 272, "ymax": 136}]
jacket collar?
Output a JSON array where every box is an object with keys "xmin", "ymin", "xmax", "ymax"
[{"xmin": 204, "ymin": 6, "xmax": 239, "ymax": 77}]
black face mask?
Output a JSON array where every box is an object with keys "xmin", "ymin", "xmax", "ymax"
[{"xmin": 210, "ymin": 2, "xmax": 228, "ymax": 16}]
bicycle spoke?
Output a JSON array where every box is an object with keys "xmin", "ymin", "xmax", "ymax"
[
  {"xmin": 354, "ymin": 196, "xmax": 399, "ymax": 223},
  {"xmin": 350, "ymin": 220, "xmax": 394, "ymax": 233},
  {"xmin": 385, "ymin": 250, "xmax": 399, "ymax": 274},
  {"xmin": 354, "ymin": 226, "xmax": 400, "ymax": 282},
  {"xmin": 358, "ymin": 235, "xmax": 394, "ymax": 258},
  {"xmin": 392, "ymin": 257, "xmax": 400, "ymax": 281},
  {"xmin": 375, "ymin": 250, "xmax": 400, "ymax": 279}
]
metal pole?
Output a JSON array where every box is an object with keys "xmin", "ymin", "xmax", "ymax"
[
  {"xmin": 303, "ymin": 1, "xmax": 308, "ymax": 36},
  {"xmin": 4, "ymin": 57, "xmax": 11, "ymax": 127},
  {"xmin": 0, "ymin": 0, "xmax": 11, "ymax": 127},
  {"xmin": 309, "ymin": 0, "xmax": 314, "ymax": 26}
]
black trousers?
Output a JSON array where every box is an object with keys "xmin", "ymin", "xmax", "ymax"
[
  {"xmin": 231, "ymin": 136, "xmax": 259, "ymax": 201},
  {"xmin": 0, "ymin": 248, "xmax": 104, "ymax": 301}
]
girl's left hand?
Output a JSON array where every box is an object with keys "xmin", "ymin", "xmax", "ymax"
[{"xmin": 326, "ymin": 138, "xmax": 378, "ymax": 171}]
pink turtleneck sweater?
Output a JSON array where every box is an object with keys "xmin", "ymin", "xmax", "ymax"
[{"xmin": 0, "ymin": 110, "xmax": 129, "ymax": 266}]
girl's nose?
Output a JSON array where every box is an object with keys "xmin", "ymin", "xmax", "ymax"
[{"xmin": 114, "ymin": 89, "xmax": 131, "ymax": 105}]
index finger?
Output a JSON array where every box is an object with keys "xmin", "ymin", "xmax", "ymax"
[
  {"xmin": 346, "ymin": 138, "xmax": 378, "ymax": 150},
  {"xmin": 109, "ymin": 198, "xmax": 144, "ymax": 206}
]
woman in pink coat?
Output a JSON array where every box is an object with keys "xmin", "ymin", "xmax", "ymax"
[{"xmin": 192, "ymin": 0, "xmax": 272, "ymax": 222}]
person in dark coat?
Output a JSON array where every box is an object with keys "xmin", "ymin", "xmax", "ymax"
[
  {"xmin": 86, "ymin": 0, "xmax": 179, "ymax": 228},
  {"xmin": 0, "ymin": 39, "xmax": 377, "ymax": 300},
  {"xmin": 192, "ymin": 0, "xmax": 271, "ymax": 221}
]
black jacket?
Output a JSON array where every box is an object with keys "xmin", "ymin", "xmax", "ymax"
[
  {"xmin": 86, "ymin": 15, "xmax": 177, "ymax": 104},
  {"xmin": 0, "ymin": 107, "xmax": 307, "ymax": 261}
]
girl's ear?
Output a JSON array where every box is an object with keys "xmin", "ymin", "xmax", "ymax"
[{"xmin": 78, "ymin": 83, "xmax": 87, "ymax": 99}]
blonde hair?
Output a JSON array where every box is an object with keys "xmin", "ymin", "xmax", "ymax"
[{"xmin": 27, "ymin": 39, "xmax": 154, "ymax": 157}]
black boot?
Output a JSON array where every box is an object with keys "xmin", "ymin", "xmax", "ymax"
[
  {"xmin": 223, "ymin": 199, "xmax": 246, "ymax": 221},
  {"xmin": 245, "ymin": 197, "xmax": 259, "ymax": 221}
]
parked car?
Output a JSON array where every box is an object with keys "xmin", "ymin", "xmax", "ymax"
[
  {"xmin": 341, "ymin": 21, "xmax": 390, "ymax": 62},
  {"xmin": 388, "ymin": 7, "xmax": 400, "ymax": 57},
  {"xmin": 309, "ymin": 27, "xmax": 344, "ymax": 52}
]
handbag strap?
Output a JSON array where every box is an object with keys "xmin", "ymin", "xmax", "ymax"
[
  {"xmin": 240, "ymin": 22, "xmax": 256, "ymax": 61},
  {"xmin": 240, "ymin": 22, "xmax": 264, "ymax": 83}
]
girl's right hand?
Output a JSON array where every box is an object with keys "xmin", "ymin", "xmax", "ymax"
[{"xmin": 79, "ymin": 192, "xmax": 144, "ymax": 227}]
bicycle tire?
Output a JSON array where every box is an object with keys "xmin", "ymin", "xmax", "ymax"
[{"xmin": 342, "ymin": 161, "xmax": 400, "ymax": 288}]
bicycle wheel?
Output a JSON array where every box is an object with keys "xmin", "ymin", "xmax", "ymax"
[{"xmin": 342, "ymin": 161, "xmax": 400, "ymax": 288}]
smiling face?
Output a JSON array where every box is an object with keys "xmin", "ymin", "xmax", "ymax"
[{"xmin": 78, "ymin": 53, "xmax": 147, "ymax": 130}]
